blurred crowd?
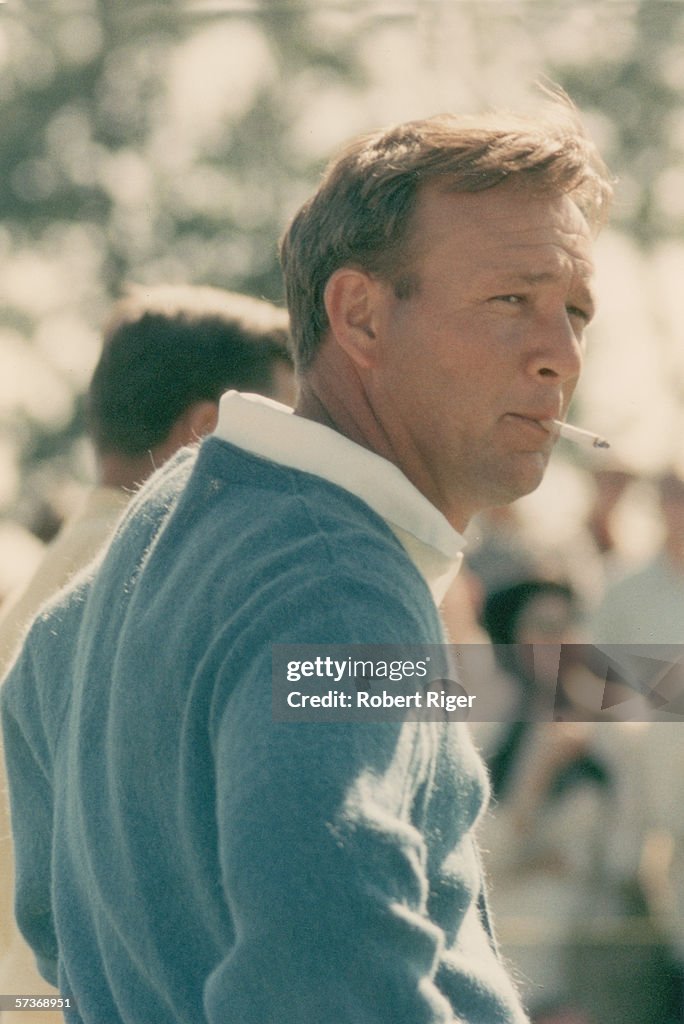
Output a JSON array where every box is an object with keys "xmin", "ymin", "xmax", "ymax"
[
  {"xmin": 443, "ymin": 463, "xmax": 684, "ymax": 1023},
  {"xmin": 1, "ymin": 287, "xmax": 684, "ymax": 1023}
]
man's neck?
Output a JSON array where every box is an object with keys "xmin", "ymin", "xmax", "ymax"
[
  {"xmin": 97, "ymin": 451, "xmax": 161, "ymax": 492},
  {"xmin": 294, "ymin": 361, "xmax": 472, "ymax": 534},
  {"xmin": 294, "ymin": 379, "xmax": 379, "ymax": 452}
]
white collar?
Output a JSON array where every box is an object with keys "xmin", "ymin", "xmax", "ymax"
[{"xmin": 213, "ymin": 391, "xmax": 465, "ymax": 603}]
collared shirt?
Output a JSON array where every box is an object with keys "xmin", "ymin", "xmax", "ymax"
[{"xmin": 213, "ymin": 391, "xmax": 465, "ymax": 604}]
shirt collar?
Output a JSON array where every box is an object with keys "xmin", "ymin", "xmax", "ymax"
[{"xmin": 213, "ymin": 391, "xmax": 465, "ymax": 604}]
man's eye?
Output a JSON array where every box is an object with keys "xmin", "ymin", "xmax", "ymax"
[
  {"xmin": 566, "ymin": 305, "xmax": 590, "ymax": 324},
  {"xmin": 494, "ymin": 294, "xmax": 524, "ymax": 305}
]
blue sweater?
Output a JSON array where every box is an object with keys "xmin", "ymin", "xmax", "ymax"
[{"xmin": 2, "ymin": 437, "xmax": 528, "ymax": 1023}]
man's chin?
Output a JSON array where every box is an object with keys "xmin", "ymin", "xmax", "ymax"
[
  {"xmin": 443, "ymin": 452, "xmax": 549, "ymax": 527},
  {"xmin": 490, "ymin": 453, "xmax": 549, "ymax": 504}
]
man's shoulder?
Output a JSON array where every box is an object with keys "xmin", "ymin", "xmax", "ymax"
[
  {"xmin": 19, "ymin": 439, "xmax": 440, "ymax": 659},
  {"xmin": 1, "ymin": 575, "xmax": 89, "ymax": 747},
  {"xmin": 195, "ymin": 438, "xmax": 429, "ymax": 593},
  {"xmin": 187, "ymin": 438, "xmax": 407, "ymax": 554},
  {"xmin": 169, "ymin": 439, "xmax": 442, "ymax": 644}
]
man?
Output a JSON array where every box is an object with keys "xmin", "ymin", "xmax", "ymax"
[
  {"xmin": 2, "ymin": 103, "xmax": 611, "ymax": 1022},
  {"xmin": 0, "ymin": 285, "xmax": 293, "ymax": 1015},
  {"xmin": 0, "ymin": 283, "xmax": 293, "ymax": 672}
]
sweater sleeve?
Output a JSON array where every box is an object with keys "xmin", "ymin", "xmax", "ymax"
[
  {"xmin": 1, "ymin": 585, "xmax": 85, "ymax": 992},
  {"xmin": 1, "ymin": 647, "xmax": 59, "ymax": 987},
  {"xmin": 204, "ymin": 572, "xmax": 459, "ymax": 1024}
]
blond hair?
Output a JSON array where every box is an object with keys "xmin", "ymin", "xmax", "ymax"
[{"xmin": 280, "ymin": 100, "xmax": 613, "ymax": 371}]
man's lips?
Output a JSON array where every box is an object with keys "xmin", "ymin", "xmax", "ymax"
[{"xmin": 504, "ymin": 413, "xmax": 559, "ymax": 436}]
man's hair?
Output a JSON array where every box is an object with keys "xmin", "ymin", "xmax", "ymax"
[
  {"xmin": 88, "ymin": 284, "xmax": 291, "ymax": 456},
  {"xmin": 280, "ymin": 96, "xmax": 613, "ymax": 371}
]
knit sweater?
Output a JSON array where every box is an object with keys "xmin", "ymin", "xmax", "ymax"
[{"xmin": 2, "ymin": 436, "xmax": 528, "ymax": 1024}]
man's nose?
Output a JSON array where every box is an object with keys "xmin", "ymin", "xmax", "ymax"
[{"xmin": 525, "ymin": 313, "xmax": 584, "ymax": 383}]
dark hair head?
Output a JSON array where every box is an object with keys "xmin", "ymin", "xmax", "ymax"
[
  {"xmin": 481, "ymin": 579, "xmax": 576, "ymax": 646},
  {"xmin": 280, "ymin": 94, "xmax": 613, "ymax": 371},
  {"xmin": 87, "ymin": 285, "xmax": 291, "ymax": 456}
]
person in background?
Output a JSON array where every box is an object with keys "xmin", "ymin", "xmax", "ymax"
[
  {"xmin": 547, "ymin": 461, "xmax": 637, "ymax": 618},
  {"xmin": 2, "ymin": 100, "xmax": 611, "ymax": 1023},
  {"xmin": 592, "ymin": 466, "xmax": 684, "ymax": 1019},
  {"xmin": 477, "ymin": 578, "xmax": 677, "ymax": 1024},
  {"xmin": 583, "ymin": 466, "xmax": 633, "ymax": 565},
  {"xmin": 593, "ymin": 468, "xmax": 684, "ymax": 645},
  {"xmin": 0, "ymin": 284, "xmax": 293, "ymax": 673},
  {"xmin": 0, "ymin": 284, "xmax": 293, "ymax": 1018},
  {"xmin": 530, "ymin": 1002, "xmax": 593, "ymax": 1024},
  {"xmin": 465, "ymin": 505, "xmax": 543, "ymax": 597},
  {"xmin": 637, "ymin": 716, "xmax": 684, "ymax": 1022}
]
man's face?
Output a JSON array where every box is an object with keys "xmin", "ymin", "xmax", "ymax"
[{"xmin": 366, "ymin": 179, "xmax": 596, "ymax": 531}]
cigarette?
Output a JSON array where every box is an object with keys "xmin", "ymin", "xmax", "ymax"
[{"xmin": 551, "ymin": 419, "xmax": 610, "ymax": 450}]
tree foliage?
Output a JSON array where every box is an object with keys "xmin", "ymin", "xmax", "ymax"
[{"xmin": 1, "ymin": 0, "xmax": 682, "ymax": 519}]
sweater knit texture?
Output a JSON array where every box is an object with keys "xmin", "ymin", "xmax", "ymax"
[{"xmin": 2, "ymin": 437, "xmax": 528, "ymax": 1023}]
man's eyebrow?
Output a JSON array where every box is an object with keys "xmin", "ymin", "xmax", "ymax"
[
  {"xmin": 505, "ymin": 270, "xmax": 596, "ymax": 313},
  {"xmin": 516, "ymin": 270, "xmax": 558, "ymax": 284}
]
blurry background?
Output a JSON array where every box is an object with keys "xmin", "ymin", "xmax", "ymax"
[
  {"xmin": 4, "ymin": 6, "xmax": 684, "ymax": 1022},
  {"xmin": 1, "ymin": 0, "xmax": 683, "ymax": 578}
]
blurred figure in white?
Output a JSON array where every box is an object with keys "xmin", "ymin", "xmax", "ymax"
[{"xmin": 593, "ymin": 469, "xmax": 684, "ymax": 644}]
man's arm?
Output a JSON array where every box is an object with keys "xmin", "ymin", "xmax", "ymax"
[
  {"xmin": 204, "ymin": 571, "xmax": 458, "ymax": 1024},
  {"xmin": 208, "ymin": 715, "xmax": 454, "ymax": 1022},
  {"xmin": 1, "ymin": 587, "xmax": 84, "ymax": 993},
  {"xmin": 1, "ymin": 663, "xmax": 59, "ymax": 988}
]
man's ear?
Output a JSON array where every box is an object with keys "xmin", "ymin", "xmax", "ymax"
[
  {"xmin": 323, "ymin": 268, "xmax": 382, "ymax": 370},
  {"xmin": 165, "ymin": 400, "xmax": 219, "ymax": 452},
  {"xmin": 146, "ymin": 400, "xmax": 219, "ymax": 469}
]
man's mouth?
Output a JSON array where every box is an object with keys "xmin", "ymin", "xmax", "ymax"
[{"xmin": 505, "ymin": 413, "xmax": 557, "ymax": 436}]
